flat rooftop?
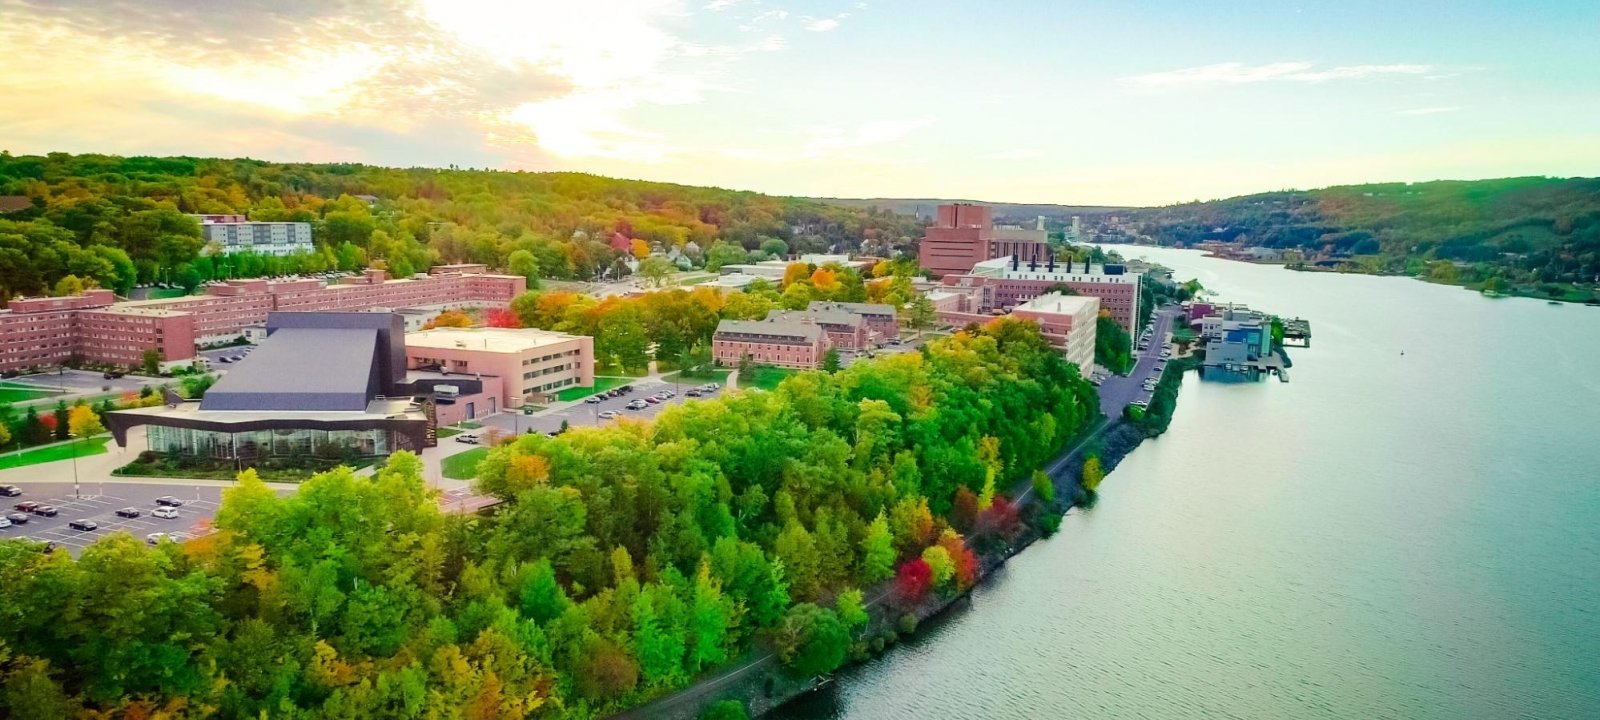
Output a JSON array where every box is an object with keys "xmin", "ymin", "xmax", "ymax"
[
  {"xmin": 971, "ymin": 256, "xmax": 1141, "ymax": 283},
  {"xmin": 1015, "ymin": 292, "xmax": 1101, "ymax": 314},
  {"xmin": 203, "ymin": 327, "xmax": 379, "ymax": 411},
  {"xmin": 406, "ymin": 327, "xmax": 581, "ymax": 353}
]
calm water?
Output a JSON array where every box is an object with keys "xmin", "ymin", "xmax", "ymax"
[{"xmin": 776, "ymin": 247, "xmax": 1600, "ymax": 719}]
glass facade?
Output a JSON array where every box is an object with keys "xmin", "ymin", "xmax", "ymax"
[{"xmin": 147, "ymin": 425, "xmax": 394, "ymax": 459}]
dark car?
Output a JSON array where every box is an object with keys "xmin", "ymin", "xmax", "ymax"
[
  {"xmin": 32, "ymin": 505, "xmax": 57, "ymax": 517},
  {"xmin": 6, "ymin": 512, "xmax": 27, "ymax": 525},
  {"xmin": 0, "ymin": 485, "xmax": 21, "ymax": 497},
  {"xmin": 13, "ymin": 501, "xmax": 38, "ymax": 513},
  {"xmin": 619, "ymin": 385, "xmax": 634, "ymax": 393},
  {"xmin": 685, "ymin": 389, "xmax": 703, "ymax": 397},
  {"xmin": 68, "ymin": 519, "xmax": 98, "ymax": 531},
  {"xmin": 155, "ymin": 496, "xmax": 185, "ymax": 507},
  {"xmin": 115, "ymin": 507, "xmax": 142, "ymax": 518}
]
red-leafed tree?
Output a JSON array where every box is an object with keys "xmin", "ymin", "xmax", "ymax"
[
  {"xmin": 485, "ymin": 307, "xmax": 521, "ymax": 328},
  {"xmin": 976, "ymin": 495, "xmax": 1021, "ymax": 541},
  {"xmin": 38, "ymin": 413, "xmax": 57, "ymax": 431},
  {"xmin": 895, "ymin": 558, "xmax": 933, "ymax": 608}
]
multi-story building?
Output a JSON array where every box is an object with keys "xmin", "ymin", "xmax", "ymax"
[
  {"xmin": 712, "ymin": 318, "xmax": 827, "ymax": 369},
  {"xmin": 808, "ymin": 301, "xmax": 899, "ymax": 342},
  {"xmin": 0, "ymin": 268, "xmax": 526, "ymax": 373},
  {"xmin": 193, "ymin": 216, "xmax": 315, "ymax": 257},
  {"xmin": 939, "ymin": 254, "xmax": 1143, "ymax": 335},
  {"xmin": 404, "ymin": 327, "xmax": 594, "ymax": 417},
  {"xmin": 1009, "ymin": 293, "xmax": 1099, "ymax": 376},
  {"xmin": 918, "ymin": 204, "xmax": 1051, "ymax": 279},
  {"xmin": 766, "ymin": 308, "xmax": 868, "ymax": 350},
  {"xmin": 104, "ymin": 313, "xmax": 472, "ymax": 464}
]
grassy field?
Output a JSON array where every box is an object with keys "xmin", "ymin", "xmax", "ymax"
[
  {"xmin": 0, "ymin": 437, "xmax": 110, "ymax": 470},
  {"xmin": 0, "ymin": 382, "xmax": 62, "ymax": 403},
  {"xmin": 555, "ymin": 376, "xmax": 632, "ymax": 402},
  {"xmin": 435, "ymin": 426, "xmax": 463, "ymax": 438},
  {"xmin": 144, "ymin": 287, "xmax": 189, "ymax": 300},
  {"xmin": 441, "ymin": 447, "xmax": 489, "ymax": 480},
  {"xmin": 660, "ymin": 368, "xmax": 731, "ymax": 384},
  {"xmin": 745, "ymin": 366, "xmax": 799, "ymax": 391}
]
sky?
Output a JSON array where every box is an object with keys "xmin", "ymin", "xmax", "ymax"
[{"xmin": 1, "ymin": 0, "xmax": 1597, "ymax": 206}]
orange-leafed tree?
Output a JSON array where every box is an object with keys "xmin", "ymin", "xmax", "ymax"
[
  {"xmin": 424, "ymin": 310, "xmax": 473, "ymax": 329},
  {"xmin": 781, "ymin": 262, "xmax": 810, "ymax": 288},
  {"xmin": 630, "ymin": 238, "xmax": 651, "ymax": 260}
]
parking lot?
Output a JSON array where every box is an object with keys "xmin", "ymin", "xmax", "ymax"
[
  {"xmin": 463, "ymin": 377, "xmax": 726, "ymax": 439},
  {"xmin": 2, "ymin": 482, "xmax": 238, "ymax": 554}
]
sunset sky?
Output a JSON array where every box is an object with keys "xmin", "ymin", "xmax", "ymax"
[{"xmin": 2, "ymin": 0, "xmax": 1596, "ymax": 206}]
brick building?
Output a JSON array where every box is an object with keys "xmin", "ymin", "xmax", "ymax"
[
  {"xmin": 939, "ymin": 254, "xmax": 1142, "ymax": 335},
  {"xmin": 917, "ymin": 203, "xmax": 1051, "ymax": 279},
  {"xmin": 404, "ymin": 327, "xmax": 594, "ymax": 421},
  {"xmin": 808, "ymin": 301, "xmax": 898, "ymax": 342},
  {"xmin": 1009, "ymin": 293, "xmax": 1099, "ymax": 376},
  {"xmin": 712, "ymin": 318, "xmax": 827, "ymax": 369},
  {"xmin": 765, "ymin": 308, "xmax": 868, "ymax": 350},
  {"xmin": 0, "ymin": 268, "xmax": 526, "ymax": 373}
]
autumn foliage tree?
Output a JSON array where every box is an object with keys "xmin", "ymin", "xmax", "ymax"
[
  {"xmin": 895, "ymin": 558, "xmax": 933, "ymax": 608},
  {"xmin": 423, "ymin": 309, "xmax": 474, "ymax": 329}
]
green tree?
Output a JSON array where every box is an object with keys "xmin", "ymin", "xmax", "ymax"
[
  {"xmin": 921, "ymin": 545, "xmax": 954, "ymax": 590},
  {"xmin": 822, "ymin": 348, "xmax": 842, "ymax": 373},
  {"xmin": 687, "ymin": 562, "xmax": 732, "ymax": 672},
  {"xmin": 703, "ymin": 241, "xmax": 748, "ymax": 272},
  {"xmin": 861, "ymin": 512, "xmax": 896, "ymax": 583},
  {"xmin": 52, "ymin": 274, "xmax": 87, "ymax": 297},
  {"xmin": 631, "ymin": 589, "xmax": 685, "ymax": 687},
  {"xmin": 1031, "ymin": 469, "xmax": 1055, "ymax": 504},
  {"xmin": 518, "ymin": 558, "xmax": 569, "ymax": 624},
  {"xmin": 136, "ymin": 347, "xmax": 163, "ymax": 375},
  {"xmin": 2, "ymin": 660, "xmax": 73, "ymax": 720},
  {"xmin": 1081, "ymin": 456, "xmax": 1104, "ymax": 492},
  {"xmin": 52, "ymin": 401, "xmax": 69, "ymax": 441},
  {"xmin": 773, "ymin": 603, "xmax": 849, "ymax": 676},
  {"xmin": 906, "ymin": 293, "xmax": 936, "ymax": 331},
  {"xmin": 638, "ymin": 255, "xmax": 676, "ymax": 288},
  {"xmin": 835, "ymin": 588, "xmax": 868, "ymax": 632},
  {"xmin": 759, "ymin": 237, "xmax": 789, "ymax": 258},
  {"xmin": 699, "ymin": 699, "xmax": 750, "ymax": 720},
  {"xmin": 506, "ymin": 249, "xmax": 540, "ymax": 288}
]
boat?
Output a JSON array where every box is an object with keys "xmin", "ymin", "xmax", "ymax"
[{"xmin": 1548, "ymin": 300, "xmax": 1562, "ymax": 306}]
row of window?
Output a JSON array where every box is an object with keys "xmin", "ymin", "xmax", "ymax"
[
  {"xmin": 521, "ymin": 348, "xmax": 579, "ymax": 366},
  {"xmin": 522, "ymin": 376, "xmax": 576, "ymax": 395},
  {"xmin": 522, "ymin": 363, "xmax": 574, "ymax": 380}
]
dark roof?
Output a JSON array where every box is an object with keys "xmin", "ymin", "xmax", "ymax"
[{"xmin": 201, "ymin": 327, "xmax": 379, "ymax": 411}]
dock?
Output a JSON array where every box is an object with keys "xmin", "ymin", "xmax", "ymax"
[{"xmin": 1282, "ymin": 317, "xmax": 1311, "ymax": 347}]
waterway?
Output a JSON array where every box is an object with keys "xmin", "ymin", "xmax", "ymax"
[{"xmin": 775, "ymin": 246, "xmax": 1600, "ymax": 719}]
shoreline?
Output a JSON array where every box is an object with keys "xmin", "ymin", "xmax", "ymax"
[{"xmin": 609, "ymin": 403, "xmax": 1167, "ymax": 719}]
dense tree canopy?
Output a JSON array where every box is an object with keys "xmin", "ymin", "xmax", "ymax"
[
  {"xmin": 0, "ymin": 319, "xmax": 1097, "ymax": 718},
  {"xmin": 0, "ymin": 152, "xmax": 923, "ymax": 302}
]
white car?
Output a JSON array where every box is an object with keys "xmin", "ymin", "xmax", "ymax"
[
  {"xmin": 0, "ymin": 517, "xmax": 11, "ymax": 529},
  {"xmin": 146, "ymin": 532, "xmax": 167, "ymax": 544},
  {"xmin": 152, "ymin": 506, "xmax": 180, "ymax": 519}
]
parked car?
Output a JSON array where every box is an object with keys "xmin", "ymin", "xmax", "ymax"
[
  {"xmin": 6, "ymin": 512, "xmax": 27, "ymax": 525},
  {"xmin": 68, "ymin": 519, "xmax": 98, "ymax": 531},
  {"xmin": 152, "ymin": 506, "xmax": 180, "ymax": 519},
  {"xmin": 454, "ymin": 435, "xmax": 479, "ymax": 444},
  {"xmin": 644, "ymin": 396, "xmax": 661, "ymax": 405},
  {"xmin": 33, "ymin": 505, "xmax": 57, "ymax": 517},
  {"xmin": 598, "ymin": 410, "xmax": 619, "ymax": 419},
  {"xmin": 619, "ymin": 385, "xmax": 634, "ymax": 393},
  {"xmin": 147, "ymin": 532, "xmax": 168, "ymax": 544},
  {"xmin": 685, "ymin": 389, "xmax": 703, "ymax": 397},
  {"xmin": 168, "ymin": 532, "xmax": 193, "ymax": 543},
  {"xmin": 218, "ymin": 357, "xmax": 233, "ymax": 363},
  {"xmin": 115, "ymin": 507, "xmax": 142, "ymax": 518},
  {"xmin": 0, "ymin": 517, "xmax": 10, "ymax": 529},
  {"xmin": 155, "ymin": 496, "xmax": 185, "ymax": 507},
  {"xmin": 13, "ymin": 501, "xmax": 38, "ymax": 513},
  {"xmin": 0, "ymin": 485, "xmax": 20, "ymax": 497},
  {"xmin": 584, "ymin": 396, "xmax": 602, "ymax": 404},
  {"xmin": 626, "ymin": 400, "xmax": 648, "ymax": 410}
]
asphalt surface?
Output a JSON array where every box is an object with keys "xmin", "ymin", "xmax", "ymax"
[
  {"xmin": 1, "ymin": 482, "xmax": 236, "ymax": 553},
  {"xmin": 464, "ymin": 377, "xmax": 728, "ymax": 437},
  {"xmin": 1097, "ymin": 305, "xmax": 1182, "ymax": 417}
]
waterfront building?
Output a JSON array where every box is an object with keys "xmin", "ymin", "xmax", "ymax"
[
  {"xmin": 403, "ymin": 326, "xmax": 594, "ymax": 413},
  {"xmin": 1009, "ymin": 293, "xmax": 1099, "ymax": 375},
  {"xmin": 104, "ymin": 313, "xmax": 477, "ymax": 462},
  {"xmin": 938, "ymin": 254, "xmax": 1143, "ymax": 335},
  {"xmin": 712, "ymin": 318, "xmax": 827, "ymax": 369}
]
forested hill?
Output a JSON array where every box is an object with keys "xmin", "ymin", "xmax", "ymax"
[
  {"xmin": 816, "ymin": 197, "xmax": 1130, "ymax": 221},
  {"xmin": 1129, "ymin": 176, "xmax": 1600, "ymax": 286},
  {"xmin": 0, "ymin": 152, "xmax": 924, "ymax": 301}
]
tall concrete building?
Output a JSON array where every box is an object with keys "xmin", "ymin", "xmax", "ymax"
[
  {"xmin": 1010, "ymin": 293, "xmax": 1099, "ymax": 375},
  {"xmin": 937, "ymin": 254, "xmax": 1143, "ymax": 335}
]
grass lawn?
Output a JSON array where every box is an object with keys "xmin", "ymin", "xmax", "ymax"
[
  {"xmin": 144, "ymin": 287, "xmax": 189, "ymax": 300},
  {"xmin": 435, "ymin": 426, "xmax": 462, "ymax": 438},
  {"xmin": 0, "ymin": 382, "xmax": 62, "ymax": 403},
  {"xmin": 441, "ymin": 447, "xmax": 489, "ymax": 480},
  {"xmin": 0, "ymin": 437, "xmax": 110, "ymax": 470},
  {"xmin": 745, "ymin": 366, "xmax": 799, "ymax": 391},
  {"xmin": 660, "ymin": 368, "xmax": 731, "ymax": 384},
  {"xmin": 556, "ymin": 376, "xmax": 632, "ymax": 402}
]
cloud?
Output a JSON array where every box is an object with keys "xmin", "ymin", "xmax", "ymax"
[
  {"xmin": 1396, "ymin": 106, "xmax": 1460, "ymax": 116},
  {"xmin": 803, "ymin": 13, "xmax": 850, "ymax": 32},
  {"xmin": 1124, "ymin": 62, "xmax": 1435, "ymax": 87}
]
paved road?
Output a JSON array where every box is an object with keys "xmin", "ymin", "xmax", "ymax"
[
  {"xmin": 4, "ymin": 369, "xmax": 160, "ymax": 407},
  {"xmin": 1097, "ymin": 305, "xmax": 1182, "ymax": 417},
  {"xmin": 0, "ymin": 481, "xmax": 249, "ymax": 553}
]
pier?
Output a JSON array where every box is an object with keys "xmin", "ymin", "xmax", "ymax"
[{"xmin": 1282, "ymin": 317, "xmax": 1311, "ymax": 347}]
